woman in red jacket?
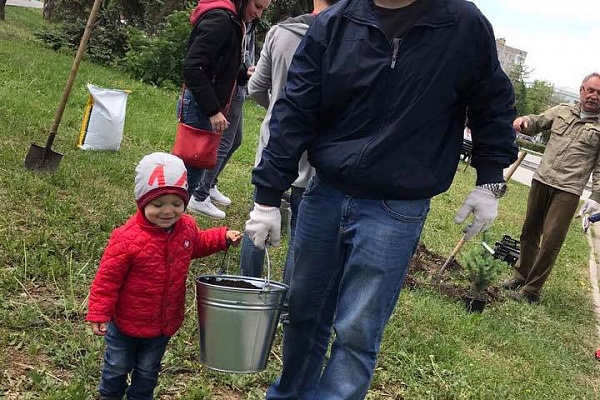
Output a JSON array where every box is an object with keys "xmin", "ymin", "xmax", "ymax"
[{"xmin": 86, "ymin": 152, "xmax": 240, "ymax": 400}]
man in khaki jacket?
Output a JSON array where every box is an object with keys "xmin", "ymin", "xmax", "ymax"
[{"xmin": 504, "ymin": 72, "xmax": 600, "ymax": 302}]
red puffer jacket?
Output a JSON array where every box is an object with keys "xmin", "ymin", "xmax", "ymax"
[{"xmin": 86, "ymin": 210, "xmax": 227, "ymax": 337}]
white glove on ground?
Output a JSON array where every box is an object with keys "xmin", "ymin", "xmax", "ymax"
[
  {"xmin": 453, "ymin": 186, "xmax": 499, "ymax": 240},
  {"xmin": 578, "ymin": 198, "xmax": 600, "ymax": 218},
  {"xmin": 245, "ymin": 203, "xmax": 281, "ymax": 249}
]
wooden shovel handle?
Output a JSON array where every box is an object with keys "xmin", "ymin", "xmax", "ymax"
[
  {"xmin": 46, "ymin": 0, "xmax": 104, "ymax": 149},
  {"xmin": 503, "ymin": 150, "xmax": 527, "ymax": 182},
  {"xmin": 437, "ymin": 235, "xmax": 467, "ymax": 278},
  {"xmin": 450, "ymin": 236, "xmax": 467, "ymax": 256}
]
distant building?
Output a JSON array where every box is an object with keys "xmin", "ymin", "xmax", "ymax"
[
  {"xmin": 552, "ymin": 86, "xmax": 579, "ymax": 105},
  {"xmin": 496, "ymin": 38, "xmax": 527, "ymax": 76}
]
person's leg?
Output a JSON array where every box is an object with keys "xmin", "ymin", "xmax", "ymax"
[
  {"xmin": 126, "ymin": 335, "xmax": 170, "ymax": 400},
  {"xmin": 266, "ymin": 176, "xmax": 344, "ymax": 400},
  {"xmin": 196, "ymin": 86, "xmax": 245, "ymax": 202},
  {"xmin": 98, "ymin": 323, "xmax": 136, "ymax": 399},
  {"xmin": 282, "ymin": 185, "xmax": 305, "ymax": 286},
  {"xmin": 314, "ymin": 196, "xmax": 430, "ymax": 400},
  {"xmin": 513, "ymin": 180, "xmax": 550, "ymax": 282},
  {"xmin": 214, "ymin": 86, "xmax": 245, "ymax": 185},
  {"xmin": 239, "ymin": 187, "xmax": 266, "ymax": 277},
  {"xmin": 520, "ymin": 188, "xmax": 579, "ymax": 297},
  {"xmin": 186, "ymin": 166, "xmax": 205, "ymax": 200},
  {"xmin": 239, "ymin": 232, "xmax": 266, "ymax": 278},
  {"xmin": 177, "ymin": 88, "xmax": 213, "ymax": 202}
]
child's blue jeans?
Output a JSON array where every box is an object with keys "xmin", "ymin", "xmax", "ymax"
[{"xmin": 99, "ymin": 322, "xmax": 170, "ymax": 400}]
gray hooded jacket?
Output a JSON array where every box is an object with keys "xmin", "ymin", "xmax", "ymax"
[{"xmin": 248, "ymin": 14, "xmax": 316, "ymax": 188}]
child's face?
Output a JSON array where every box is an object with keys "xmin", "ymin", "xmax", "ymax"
[{"xmin": 144, "ymin": 194, "xmax": 185, "ymax": 228}]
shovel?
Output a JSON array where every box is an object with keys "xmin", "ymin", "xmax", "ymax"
[
  {"xmin": 24, "ymin": 0, "xmax": 104, "ymax": 172},
  {"xmin": 433, "ymin": 150, "xmax": 528, "ymax": 284}
]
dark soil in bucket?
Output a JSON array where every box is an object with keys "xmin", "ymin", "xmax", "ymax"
[
  {"xmin": 405, "ymin": 243, "xmax": 502, "ymax": 306},
  {"xmin": 200, "ymin": 276, "xmax": 261, "ymax": 290}
]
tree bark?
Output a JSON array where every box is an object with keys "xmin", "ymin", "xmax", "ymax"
[
  {"xmin": 43, "ymin": 0, "xmax": 54, "ymax": 20},
  {"xmin": 0, "ymin": 0, "xmax": 7, "ymax": 21}
]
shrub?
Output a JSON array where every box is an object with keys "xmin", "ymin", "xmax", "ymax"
[
  {"xmin": 34, "ymin": 6, "xmax": 128, "ymax": 65},
  {"xmin": 516, "ymin": 138, "xmax": 546, "ymax": 154},
  {"xmin": 121, "ymin": 10, "xmax": 191, "ymax": 87},
  {"xmin": 34, "ymin": 0, "xmax": 190, "ymax": 66}
]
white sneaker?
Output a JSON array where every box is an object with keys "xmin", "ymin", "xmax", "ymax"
[
  {"xmin": 188, "ymin": 196, "xmax": 226, "ymax": 219},
  {"xmin": 209, "ymin": 186, "xmax": 231, "ymax": 206}
]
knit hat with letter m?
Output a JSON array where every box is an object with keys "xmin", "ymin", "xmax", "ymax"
[{"xmin": 134, "ymin": 152, "xmax": 189, "ymax": 209}]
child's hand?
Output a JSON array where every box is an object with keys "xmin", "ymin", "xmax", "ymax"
[
  {"xmin": 226, "ymin": 230, "xmax": 242, "ymax": 246},
  {"xmin": 90, "ymin": 321, "xmax": 108, "ymax": 336}
]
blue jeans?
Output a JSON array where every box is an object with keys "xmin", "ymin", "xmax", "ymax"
[
  {"xmin": 177, "ymin": 88, "xmax": 213, "ymax": 200},
  {"xmin": 179, "ymin": 86, "xmax": 245, "ymax": 201},
  {"xmin": 239, "ymin": 185, "xmax": 304, "ymax": 285},
  {"xmin": 213, "ymin": 86, "xmax": 245, "ymax": 189},
  {"xmin": 98, "ymin": 322, "xmax": 170, "ymax": 400},
  {"xmin": 266, "ymin": 175, "xmax": 430, "ymax": 400}
]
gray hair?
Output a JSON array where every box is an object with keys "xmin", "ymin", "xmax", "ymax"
[{"xmin": 582, "ymin": 72, "xmax": 600, "ymax": 86}]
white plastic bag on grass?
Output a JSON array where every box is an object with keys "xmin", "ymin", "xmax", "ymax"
[{"xmin": 77, "ymin": 83, "xmax": 130, "ymax": 150}]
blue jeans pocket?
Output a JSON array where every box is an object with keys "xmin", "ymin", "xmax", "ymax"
[
  {"xmin": 302, "ymin": 175, "xmax": 322, "ymax": 197},
  {"xmin": 177, "ymin": 89, "xmax": 212, "ymax": 131},
  {"xmin": 380, "ymin": 199, "xmax": 429, "ymax": 223}
]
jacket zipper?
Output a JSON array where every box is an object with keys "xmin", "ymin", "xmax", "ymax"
[
  {"xmin": 390, "ymin": 37, "xmax": 401, "ymax": 69},
  {"xmin": 341, "ymin": 12, "xmax": 456, "ymax": 179},
  {"xmin": 161, "ymin": 234, "xmax": 172, "ymax": 334},
  {"xmin": 350, "ymin": 28, "xmax": 407, "ymax": 176}
]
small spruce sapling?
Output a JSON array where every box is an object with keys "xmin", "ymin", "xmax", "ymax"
[{"xmin": 461, "ymin": 240, "xmax": 508, "ymax": 299}]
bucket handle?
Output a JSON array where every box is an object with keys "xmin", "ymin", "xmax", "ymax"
[
  {"xmin": 217, "ymin": 246, "xmax": 230, "ymax": 275},
  {"xmin": 264, "ymin": 245, "xmax": 271, "ymax": 289},
  {"xmin": 216, "ymin": 237, "xmax": 273, "ymax": 289}
]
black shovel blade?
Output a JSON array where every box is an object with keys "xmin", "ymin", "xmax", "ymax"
[{"xmin": 24, "ymin": 143, "xmax": 64, "ymax": 172}]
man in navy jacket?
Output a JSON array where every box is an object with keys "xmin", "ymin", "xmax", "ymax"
[{"xmin": 246, "ymin": 0, "xmax": 517, "ymax": 398}]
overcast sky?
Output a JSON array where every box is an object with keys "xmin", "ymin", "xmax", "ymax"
[{"xmin": 470, "ymin": 0, "xmax": 599, "ymax": 92}]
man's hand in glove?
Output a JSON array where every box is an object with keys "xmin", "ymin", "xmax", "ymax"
[
  {"xmin": 453, "ymin": 186, "xmax": 499, "ymax": 240},
  {"xmin": 245, "ymin": 203, "xmax": 281, "ymax": 249},
  {"xmin": 582, "ymin": 212, "xmax": 600, "ymax": 233},
  {"xmin": 577, "ymin": 198, "xmax": 600, "ymax": 218}
]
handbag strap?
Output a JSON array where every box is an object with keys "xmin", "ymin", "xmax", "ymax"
[{"xmin": 177, "ymin": 84, "xmax": 186, "ymax": 123}]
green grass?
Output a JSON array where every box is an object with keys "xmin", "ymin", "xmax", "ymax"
[{"xmin": 1, "ymin": 6, "xmax": 599, "ymax": 399}]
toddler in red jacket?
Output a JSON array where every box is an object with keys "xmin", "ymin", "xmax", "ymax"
[{"xmin": 86, "ymin": 152, "xmax": 241, "ymax": 400}]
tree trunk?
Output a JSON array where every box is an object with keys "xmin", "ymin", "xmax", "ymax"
[
  {"xmin": 43, "ymin": 0, "xmax": 54, "ymax": 20},
  {"xmin": 0, "ymin": 0, "xmax": 7, "ymax": 22}
]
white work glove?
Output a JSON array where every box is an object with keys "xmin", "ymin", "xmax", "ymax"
[
  {"xmin": 577, "ymin": 198, "xmax": 600, "ymax": 218},
  {"xmin": 245, "ymin": 203, "xmax": 281, "ymax": 249},
  {"xmin": 582, "ymin": 216, "xmax": 591, "ymax": 233},
  {"xmin": 453, "ymin": 186, "xmax": 499, "ymax": 240}
]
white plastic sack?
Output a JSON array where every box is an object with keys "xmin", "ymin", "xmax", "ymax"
[{"xmin": 77, "ymin": 83, "xmax": 130, "ymax": 150}]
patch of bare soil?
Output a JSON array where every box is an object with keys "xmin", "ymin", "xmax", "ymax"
[
  {"xmin": 0, "ymin": 344, "xmax": 71, "ymax": 399},
  {"xmin": 156, "ymin": 378, "xmax": 258, "ymax": 399},
  {"xmin": 210, "ymin": 386, "xmax": 247, "ymax": 399},
  {"xmin": 405, "ymin": 243, "xmax": 501, "ymax": 303}
]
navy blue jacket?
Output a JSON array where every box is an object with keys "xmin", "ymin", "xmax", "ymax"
[{"xmin": 253, "ymin": 0, "xmax": 517, "ymax": 206}]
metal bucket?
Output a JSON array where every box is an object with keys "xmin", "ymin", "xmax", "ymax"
[{"xmin": 195, "ymin": 248, "xmax": 288, "ymax": 373}]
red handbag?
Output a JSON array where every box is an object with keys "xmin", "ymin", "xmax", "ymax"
[
  {"xmin": 172, "ymin": 87, "xmax": 222, "ymax": 169},
  {"xmin": 172, "ymin": 122, "xmax": 221, "ymax": 169}
]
